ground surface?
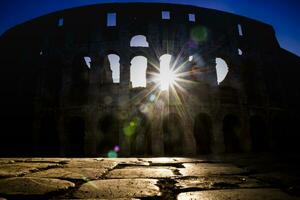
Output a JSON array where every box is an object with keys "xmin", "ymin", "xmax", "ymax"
[{"xmin": 0, "ymin": 154, "xmax": 299, "ymax": 199}]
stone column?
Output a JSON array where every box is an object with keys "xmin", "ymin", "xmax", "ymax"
[{"xmin": 212, "ymin": 118, "xmax": 225, "ymax": 154}]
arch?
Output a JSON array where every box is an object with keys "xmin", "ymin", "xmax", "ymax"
[
  {"xmin": 84, "ymin": 56, "xmax": 91, "ymax": 68},
  {"xmin": 130, "ymin": 35, "xmax": 149, "ymax": 47},
  {"xmin": 159, "ymin": 54, "xmax": 173, "ymax": 91},
  {"xmin": 270, "ymin": 114, "xmax": 288, "ymax": 152},
  {"xmin": 130, "ymin": 56, "xmax": 147, "ymax": 88},
  {"xmin": 70, "ymin": 54, "xmax": 89, "ymax": 104},
  {"xmin": 42, "ymin": 55, "xmax": 64, "ymax": 104},
  {"xmin": 71, "ymin": 54, "xmax": 90, "ymax": 84},
  {"xmin": 194, "ymin": 113, "xmax": 213, "ymax": 154},
  {"xmin": 127, "ymin": 114, "xmax": 152, "ymax": 156},
  {"xmin": 107, "ymin": 54, "xmax": 120, "ymax": 83},
  {"xmin": 250, "ymin": 115, "xmax": 267, "ymax": 152},
  {"xmin": 100, "ymin": 56, "xmax": 113, "ymax": 84},
  {"xmin": 238, "ymin": 48, "xmax": 243, "ymax": 55},
  {"xmin": 98, "ymin": 114, "xmax": 119, "ymax": 156},
  {"xmin": 65, "ymin": 117, "xmax": 85, "ymax": 157},
  {"xmin": 215, "ymin": 57, "xmax": 228, "ymax": 85},
  {"xmin": 39, "ymin": 115, "xmax": 60, "ymax": 156},
  {"xmin": 163, "ymin": 113, "xmax": 184, "ymax": 155},
  {"xmin": 223, "ymin": 114, "xmax": 241, "ymax": 153}
]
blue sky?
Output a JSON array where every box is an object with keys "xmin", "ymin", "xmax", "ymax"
[{"xmin": 0, "ymin": 0, "xmax": 299, "ymax": 56}]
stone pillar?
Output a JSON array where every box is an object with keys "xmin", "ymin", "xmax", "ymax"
[
  {"xmin": 84, "ymin": 111, "xmax": 98, "ymax": 156},
  {"xmin": 212, "ymin": 118, "xmax": 225, "ymax": 153},
  {"xmin": 151, "ymin": 101, "xmax": 165, "ymax": 156},
  {"xmin": 183, "ymin": 119, "xmax": 197, "ymax": 156},
  {"xmin": 57, "ymin": 115, "xmax": 66, "ymax": 156}
]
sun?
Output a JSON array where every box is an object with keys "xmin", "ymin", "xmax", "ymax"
[
  {"xmin": 148, "ymin": 53, "xmax": 189, "ymax": 93},
  {"xmin": 158, "ymin": 54, "xmax": 179, "ymax": 91},
  {"xmin": 160, "ymin": 68, "xmax": 177, "ymax": 91}
]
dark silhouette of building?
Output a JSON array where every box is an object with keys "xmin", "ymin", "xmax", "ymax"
[{"xmin": 0, "ymin": 3, "xmax": 299, "ymax": 157}]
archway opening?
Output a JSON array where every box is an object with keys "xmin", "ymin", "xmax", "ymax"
[
  {"xmin": 223, "ymin": 114, "xmax": 241, "ymax": 153},
  {"xmin": 215, "ymin": 58, "xmax": 228, "ymax": 85},
  {"xmin": 194, "ymin": 113, "xmax": 212, "ymax": 154},
  {"xmin": 159, "ymin": 54, "xmax": 175, "ymax": 91},
  {"xmin": 271, "ymin": 115, "xmax": 288, "ymax": 152},
  {"xmin": 98, "ymin": 115, "xmax": 119, "ymax": 156},
  {"xmin": 72, "ymin": 55, "xmax": 89, "ymax": 84},
  {"xmin": 163, "ymin": 113, "xmax": 184, "ymax": 155},
  {"xmin": 70, "ymin": 55, "xmax": 89, "ymax": 104},
  {"xmin": 130, "ymin": 35, "xmax": 149, "ymax": 47},
  {"xmin": 84, "ymin": 56, "xmax": 91, "ymax": 68},
  {"xmin": 107, "ymin": 54, "xmax": 120, "ymax": 83},
  {"xmin": 66, "ymin": 117, "xmax": 85, "ymax": 157},
  {"xmin": 130, "ymin": 56, "xmax": 147, "ymax": 88},
  {"xmin": 39, "ymin": 115, "xmax": 60, "ymax": 156},
  {"xmin": 250, "ymin": 115, "xmax": 267, "ymax": 152},
  {"xmin": 126, "ymin": 114, "xmax": 151, "ymax": 156}
]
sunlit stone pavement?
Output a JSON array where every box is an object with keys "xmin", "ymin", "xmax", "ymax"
[{"xmin": 0, "ymin": 154, "xmax": 299, "ymax": 199}]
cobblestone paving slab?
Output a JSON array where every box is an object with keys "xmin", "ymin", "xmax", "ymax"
[
  {"xmin": 175, "ymin": 176, "xmax": 270, "ymax": 190},
  {"xmin": 0, "ymin": 158, "xmax": 69, "ymax": 164},
  {"xmin": 97, "ymin": 158, "xmax": 141, "ymax": 162},
  {"xmin": 66, "ymin": 159, "xmax": 118, "ymax": 169},
  {"xmin": 140, "ymin": 157, "xmax": 201, "ymax": 164},
  {"xmin": 98, "ymin": 158, "xmax": 150, "ymax": 166},
  {"xmin": 179, "ymin": 163, "xmax": 246, "ymax": 176},
  {"xmin": 73, "ymin": 179, "xmax": 160, "ymax": 199},
  {"xmin": 12, "ymin": 158, "xmax": 70, "ymax": 163},
  {"xmin": 0, "ymin": 163, "xmax": 60, "ymax": 177},
  {"xmin": 251, "ymin": 172, "xmax": 300, "ymax": 186},
  {"xmin": 106, "ymin": 167, "xmax": 177, "ymax": 178},
  {"xmin": 0, "ymin": 159, "xmax": 15, "ymax": 164},
  {"xmin": 177, "ymin": 188, "xmax": 299, "ymax": 200},
  {"xmin": 0, "ymin": 177, "xmax": 74, "ymax": 196},
  {"xmin": 26, "ymin": 167, "xmax": 107, "ymax": 180},
  {"xmin": 81, "ymin": 199, "xmax": 140, "ymax": 200},
  {"xmin": 0, "ymin": 156, "xmax": 298, "ymax": 199}
]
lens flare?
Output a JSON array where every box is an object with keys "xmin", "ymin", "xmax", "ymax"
[
  {"xmin": 160, "ymin": 68, "xmax": 177, "ymax": 91},
  {"xmin": 107, "ymin": 150, "xmax": 118, "ymax": 158},
  {"xmin": 123, "ymin": 117, "xmax": 139, "ymax": 137},
  {"xmin": 114, "ymin": 145, "xmax": 120, "ymax": 152},
  {"xmin": 149, "ymin": 94, "xmax": 156, "ymax": 102},
  {"xmin": 159, "ymin": 54, "xmax": 179, "ymax": 91},
  {"xmin": 191, "ymin": 26, "xmax": 208, "ymax": 43}
]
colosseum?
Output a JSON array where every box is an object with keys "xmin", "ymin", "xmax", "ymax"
[{"xmin": 0, "ymin": 3, "xmax": 299, "ymax": 157}]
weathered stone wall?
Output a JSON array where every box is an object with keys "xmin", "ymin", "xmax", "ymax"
[{"xmin": 0, "ymin": 3, "xmax": 299, "ymax": 157}]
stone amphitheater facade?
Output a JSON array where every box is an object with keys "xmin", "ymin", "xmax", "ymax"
[{"xmin": 0, "ymin": 3, "xmax": 299, "ymax": 157}]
